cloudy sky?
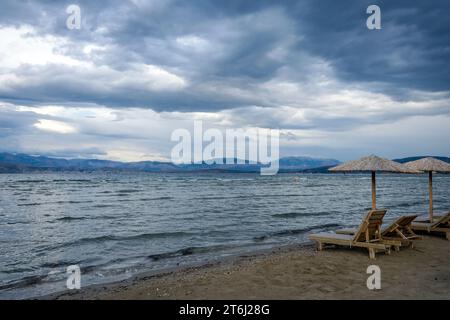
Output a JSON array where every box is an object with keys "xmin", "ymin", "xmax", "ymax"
[{"xmin": 0, "ymin": 0, "xmax": 449, "ymax": 162}]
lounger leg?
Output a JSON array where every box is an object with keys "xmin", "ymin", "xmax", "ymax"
[
  {"xmin": 446, "ymin": 232, "xmax": 449, "ymax": 241},
  {"xmin": 316, "ymin": 241, "xmax": 323, "ymax": 251},
  {"xmin": 395, "ymin": 245, "xmax": 400, "ymax": 252},
  {"xmin": 368, "ymin": 248, "xmax": 376, "ymax": 260}
]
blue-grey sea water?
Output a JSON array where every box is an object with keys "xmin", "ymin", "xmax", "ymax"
[{"xmin": 0, "ymin": 172, "xmax": 449, "ymax": 299}]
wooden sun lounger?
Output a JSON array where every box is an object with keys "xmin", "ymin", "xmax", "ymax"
[
  {"xmin": 411, "ymin": 211, "xmax": 450, "ymax": 240},
  {"xmin": 335, "ymin": 215, "xmax": 420, "ymax": 249},
  {"xmin": 309, "ymin": 209, "xmax": 392, "ymax": 259}
]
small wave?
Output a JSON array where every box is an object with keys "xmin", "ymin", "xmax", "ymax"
[
  {"xmin": 90, "ymin": 204, "xmax": 117, "ymax": 208},
  {"xmin": 113, "ymin": 231, "xmax": 191, "ymax": 242},
  {"xmin": 1, "ymin": 266, "xmax": 36, "ymax": 275},
  {"xmin": 55, "ymin": 216, "xmax": 88, "ymax": 222},
  {"xmin": 116, "ymin": 189, "xmax": 141, "ymax": 193},
  {"xmin": 18, "ymin": 200, "xmax": 93, "ymax": 207},
  {"xmin": 393, "ymin": 200, "xmax": 426, "ymax": 208},
  {"xmin": 2, "ymin": 220, "xmax": 30, "ymax": 225},
  {"xmin": 139, "ymin": 196, "xmax": 173, "ymax": 201},
  {"xmin": 216, "ymin": 178, "xmax": 256, "ymax": 182},
  {"xmin": 0, "ymin": 275, "xmax": 45, "ymax": 291},
  {"xmin": 192, "ymin": 195, "xmax": 258, "ymax": 200},
  {"xmin": 148, "ymin": 244, "xmax": 230, "ymax": 261},
  {"xmin": 40, "ymin": 261, "xmax": 79, "ymax": 268},
  {"xmin": 54, "ymin": 214, "xmax": 118, "ymax": 222},
  {"xmin": 272, "ymin": 211, "xmax": 331, "ymax": 219},
  {"xmin": 253, "ymin": 223, "xmax": 340, "ymax": 241},
  {"xmin": 68, "ymin": 179, "xmax": 92, "ymax": 182},
  {"xmin": 55, "ymin": 200, "xmax": 93, "ymax": 204},
  {"xmin": 17, "ymin": 203, "xmax": 41, "ymax": 207},
  {"xmin": 15, "ymin": 179, "xmax": 46, "ymax": 183},
  {"xmin": 48, "ymin": 231, "xmax": 192, "ymax": 251},
  {"xmin": 192, "ymin": 194, "xmax": 304, "ymax": 201},
  {"xmin": 272, "ymin": 211, "xmax": 339, "ymax": 218}
]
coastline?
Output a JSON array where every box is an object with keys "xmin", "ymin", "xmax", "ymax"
[{"xmin": 42, "ymin": 235, "xmax": 450, "ymax": 300}]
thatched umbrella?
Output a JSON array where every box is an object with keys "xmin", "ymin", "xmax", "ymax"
[
  {"xmin": 329, "ymin": 155, "xmax": 419, "ymax": 210},
  {"xmin": 404, "ymin": 157, "xmax": 450, "ymax": 222}
]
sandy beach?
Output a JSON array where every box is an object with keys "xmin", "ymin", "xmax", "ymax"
[{"xmin": 47, "ymin": 235, "xmax": 450, "ymax": 300}]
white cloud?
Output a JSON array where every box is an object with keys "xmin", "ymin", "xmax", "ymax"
[
  {"xmin": 0, "ymin": 25, "xmax": 82, "ymax": 68},
  {"xmin": 129, "ymin": 64, "xmax": 187, "ymax": 91},
  {"xmin": 175, "ymin": 35, "xmax": 211, "ymax": 52},
  {"xmin": 34, "ymin": 119, "xmax": 77, "ymax": 134},
  {"xmin": 0, "ymin": 25, "xmax": 187, "ymax": 95}
]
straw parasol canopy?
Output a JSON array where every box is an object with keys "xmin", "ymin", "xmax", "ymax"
[
  {"xmin": 404, "ymin": 157, "xmax": 450, "ymax": 172},
  {"xmin": 329, "ymin": 155, "xmax": 419, "ymax": 210},
  {"xmin": 404, "ymin": 157, "xmax": 450, "ymax": 221}
]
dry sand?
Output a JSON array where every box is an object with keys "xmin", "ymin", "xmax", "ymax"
[{"xmin": 48, "ymin": 235, "xmax": 450, "ymax": 300}]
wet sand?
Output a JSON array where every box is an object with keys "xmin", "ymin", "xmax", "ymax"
[{"xmin": 47, "ymin": 235, "xmax": 450, "ymax": 300}]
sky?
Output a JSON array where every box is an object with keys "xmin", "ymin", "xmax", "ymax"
[{"xmin": 0, "ymin": 0, "xmax": 449, "ymax": 162}]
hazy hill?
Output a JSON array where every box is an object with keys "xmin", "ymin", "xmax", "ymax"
[{"xmin": 0, "ymin": 152, "xmax": 340, "ymax": 173}]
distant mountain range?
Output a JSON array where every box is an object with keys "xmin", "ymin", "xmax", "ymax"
[
  {"xmin": 1, "ymin": 153, "xmax": 448, "ymax": 174},
  {"xmin": 0, "ymin": 152, "xmax": 340, "ymax": 173}
]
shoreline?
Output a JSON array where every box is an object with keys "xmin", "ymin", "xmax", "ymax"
[
  {"xmin": 39, "ymin": 242, "xmax": 312, "ymax": 300},
  {"xmin": 41, "ymin": 235, "xmax": 450, "ymax": 300}
]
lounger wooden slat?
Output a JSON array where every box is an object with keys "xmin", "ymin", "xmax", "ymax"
[{"xmin": 309, "ymin": 209, "xmax": 391, "ymax": 260}]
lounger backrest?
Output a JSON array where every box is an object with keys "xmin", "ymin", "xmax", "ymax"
[
  {"xmin": 398, "ymin": 215, "xmax": 419, "ymax": 227},
  {"xmin": 382, "ymin": 215, "xmax": 417, "ymax": 236},
  {"xmin": 353, "ymin": 209, "xmax": 387, "ymax": 243},
  {"xmin": 431, "ymin": 211, "xmax": 450, "ymax": 228}
]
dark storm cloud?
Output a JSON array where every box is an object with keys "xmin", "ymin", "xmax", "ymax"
[
  {"xmin": 0, "ymin": 0, "xmax": 449, "ymax": 111},
  {"xmin": 0, "ymin": 108, "xmax": 38, "ymax": 133},
  {"xmin": 293, "ymin": 0, "xmax": 450, "ymax": 92}
]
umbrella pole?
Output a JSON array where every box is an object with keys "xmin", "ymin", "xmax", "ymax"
[
  {"xmin": 429, "ymin": 171, "xmax": 433, "ymax": 222},
  {"xmin": 371, "ymin": 171, "xmax": 376, "ymax": 210}
]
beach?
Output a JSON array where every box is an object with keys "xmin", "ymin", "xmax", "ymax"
[{"xmin": 48, "ymin": 234, "xmax": 450, "ymax": 300}]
